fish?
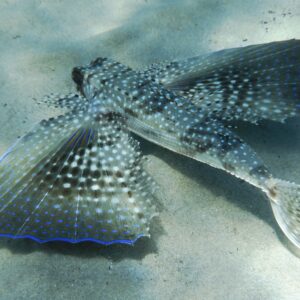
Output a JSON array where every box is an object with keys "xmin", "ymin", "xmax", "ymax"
[{"xmin": 0, "ymin": 39, "xmax": 299, "ymax": 248}]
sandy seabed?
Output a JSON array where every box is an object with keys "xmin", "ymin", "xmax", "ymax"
[{"xmin": 0, "ymin": 1, "xmax": 300, "ymax": 299}]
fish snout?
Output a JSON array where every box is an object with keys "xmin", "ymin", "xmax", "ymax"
[{"xmin": 72, "ymin": 66, "xmax": 85, "ymax": 94}]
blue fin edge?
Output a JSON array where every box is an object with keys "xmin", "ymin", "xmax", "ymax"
[
  {"xmin": 0, "ymin": 139, "xmax": 20, "ymax": 163},
  {"xmin": 0, "ymin": 233, "xmax": 146, "ymax": 245}
]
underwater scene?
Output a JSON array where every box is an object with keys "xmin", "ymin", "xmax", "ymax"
[{"xmin": 0, "ymin": 0, "xmax": 299, "ymax": 299}]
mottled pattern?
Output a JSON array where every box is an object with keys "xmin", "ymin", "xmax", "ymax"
[
  {"xmin": 0, "ymin": 107, "xmax": 157, "ymax": 244},
  {"xmin": 37, "ymin": 93, "xmax": 89, "ymax": 111},
  {"xmin": 0, "ymin": 39, "xmax": 299, "ymax": 247},
  {"xmin": 146, "ymin": 39, "xmax": 300, "ymax": 123}
]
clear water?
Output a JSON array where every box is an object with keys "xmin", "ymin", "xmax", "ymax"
[{"xmin": 0, "ymin": 1, "xmax": 299, "ymax": 299}]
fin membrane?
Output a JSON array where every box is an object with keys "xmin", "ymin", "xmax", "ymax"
[
  {"xmin": 35, "ymin": 93, "xmax": 88, "ymax": 111},
  {"xmin": 0, "ymin": 110, "xmax": 157, "ymax": 244},
  {"xmin": 147, "ymin": 39, "xmax": 300, "ymax": 123},
  {"xmin": 266, "ymin": 179, "xmax": 300, "ymax": 248}
]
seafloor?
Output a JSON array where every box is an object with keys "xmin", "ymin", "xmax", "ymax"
[{"xmin": 0, "ymin": 1, "xmax": 300, "ymax": 299}]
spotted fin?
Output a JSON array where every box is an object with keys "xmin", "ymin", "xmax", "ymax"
[
  {"xmin": 128, "ymin": 97, "xmax": 271, "ymax": 190},
  {"xmin": 35, "ymin": 93, "xmax": 88, "ymax": 111},
  {"xmin": 147, "ymin": 39, "xmax": 300, "ymax": 123},
  {"xmin": 0, "ymin": 109, "xmax": 157, "ymax": 244}
]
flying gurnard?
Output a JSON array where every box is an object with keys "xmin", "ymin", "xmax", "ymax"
[{"xmin": 0, "ymin": 39, "xmax": 299, "ymax": 249}]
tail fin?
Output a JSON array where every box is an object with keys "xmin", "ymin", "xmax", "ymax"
[
  {"xmin": 0, "ymin": 109, "xmax": 157, "ymax": 245},
  {"xmin": 266, "ymin": 178, "xmax": 300, "ymax": 248}
]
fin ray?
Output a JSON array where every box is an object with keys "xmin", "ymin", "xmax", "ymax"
[
  {"xmin": 146, "ymin": 39, "xmax": 300, "ymax": 123},
  {"xmin": 35, "ymin": 93, "xmax": 88, "ymax": 111},
  {"xmin": 266, "ymin": 179, "xmax": 300, "ymax": 248},
  {"xmin": 0, "ymin": 106, "xmax": 157, "ymax": 244}
]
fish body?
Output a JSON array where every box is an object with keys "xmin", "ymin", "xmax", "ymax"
[
  {"xmin": 73, "ymin": 56, "xmax": 275, "ymax": 191},
  {"xmin": 0, "ymin": 40, "xmax": 299, "ymax": 248}
]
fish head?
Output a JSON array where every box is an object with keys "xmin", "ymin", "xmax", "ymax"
[{"xmin": 72, "ymin": 57, "xmax": 132, "ymax": 100}]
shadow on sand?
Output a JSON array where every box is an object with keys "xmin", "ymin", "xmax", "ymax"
[{"xmin": 0, "ymin": 217, "xmax": 164, "ymax": 260}]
